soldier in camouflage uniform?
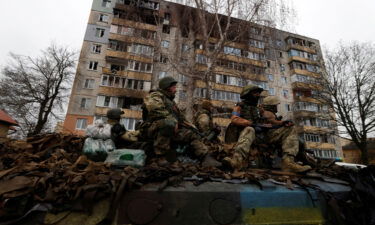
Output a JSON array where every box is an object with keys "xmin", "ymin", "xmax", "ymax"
[
  {"xmin": 261, "ymin": 96, "xmax": 311, "ymax": 172},
  {"xmin": 141, "ymin": 77, "xmax": 221, "ymax": 167},
  {"xmin": 223, "ymin": 85, "xmax": 311, "ymax": 173},
  {"xmin": 193, "ymin": 100, "xmax": 221, "ymax": 141}
]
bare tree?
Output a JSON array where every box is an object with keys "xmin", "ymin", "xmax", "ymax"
[
  {"xmin": 157, "ymin": 0, "xmax": 295, "ymax": 119},
  {"xmin": 0, "ymin": 44, "xmax": 77, "ymax": 136},
  {"xmin": 319, "ymin": 42, "xmax": 375, "ymax": 164}
]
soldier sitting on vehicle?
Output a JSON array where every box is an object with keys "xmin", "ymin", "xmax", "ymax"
[
  {"xmin": 223, "ymin": 85, "xmax": 311, "ymax": 173},
  {"xmin": 106, "ymin": 108, "xmax": 140, "ymax": 149},
  {"xmin": 139, "ymin": 76, "xmax": 221, "ymax": 167},
  {"xmin": 193, "ymin": 100, "xmax": 221, "ymax": 142}
]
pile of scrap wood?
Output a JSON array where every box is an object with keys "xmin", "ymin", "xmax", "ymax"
[{"xmin": 0, "ymin": 133, "xmax": 373, "ymax": 225}]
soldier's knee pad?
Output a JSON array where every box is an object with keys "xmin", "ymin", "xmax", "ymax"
[{"xmin": 159, "ymin": 118, "xmax": 177, "ymax": 136}]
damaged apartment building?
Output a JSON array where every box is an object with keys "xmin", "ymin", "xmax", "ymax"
[{"xmin": 63, "ymin": 0, "xmax": 343, "ymax": 160}]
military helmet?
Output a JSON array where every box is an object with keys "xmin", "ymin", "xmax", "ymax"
[
  {"xmin": 240, "ymin": 84, "xmax": 263, "ymax": 99},
  {"xmin": 159, "ymin": 76, "xmax": 178, "ymax": 90},
  {"xmin": 263, "ymin": 96, "xmax": 281, "ymax": 105},
  {"xmin": 106, "ymin": 108, "xmax": 124, "ymax": 120}
]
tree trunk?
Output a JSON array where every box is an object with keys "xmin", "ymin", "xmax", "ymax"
[{"xmin": 360, "ymin": 144, "xmax": 369, "ymax": 165}]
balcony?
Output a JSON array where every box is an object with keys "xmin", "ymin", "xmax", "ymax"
[
  {"xmin": 106, "ymin": 50, "xmax": 153, "ymax": 64},
  {"xmin": 102, "ymin": 67, "xmax": 152, "ymax": 81},
  {"xmin": 290, "ymin": 69, "xmax": 321, "ymax": 78},
  {"xmin": 287, "ymin": 44, "xmax": 316, "ymax": 54},
  {"xmin": 288, "ymin": 56, "xmax": 319, "ymax": 65}
]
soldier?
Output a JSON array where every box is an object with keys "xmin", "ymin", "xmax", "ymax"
[
  {"xmin": 261, "ymin": 96, "xmax": 311, "ymax": 172},
  {"xmin": 107, "ymin": 108, "xmax": 139, "ymax": 148},
  {"xmin": 140, "ymin": 76, "xmax": 221, "ymax": 167},
  {"xmin": 193, "ymin": 100, "xmax": 221, "ymax": 142},
  {"xmin": 223, "ymin": 85, "xmax": 311, "ymax": 173}
]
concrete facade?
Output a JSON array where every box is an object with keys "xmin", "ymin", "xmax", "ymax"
[{"xmin": 64, "ymin": 0, "xmax": 342, "ymax": 160}]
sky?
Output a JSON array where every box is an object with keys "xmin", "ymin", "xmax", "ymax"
[{"xmin": 0, "ymin": 0, "xmax": 374, "ymax": 67}]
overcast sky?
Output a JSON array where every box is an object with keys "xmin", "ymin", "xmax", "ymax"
[{"xmin": 0, "ymin": 0, "xmax": 374, "ymax": 68}]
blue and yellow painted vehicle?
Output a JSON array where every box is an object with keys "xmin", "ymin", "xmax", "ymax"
[{"xmin": 116, "ymin": 177, "xmax": 350, "ymax": 225}]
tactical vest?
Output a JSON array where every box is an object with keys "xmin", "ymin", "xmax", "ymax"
[
  {"xmin": 238, "ymin": 102, "xmax": 262, "ymax": 123},
  {"xmin": 224, "ymin": 101, "xmax": 263, "ymax": 143}
]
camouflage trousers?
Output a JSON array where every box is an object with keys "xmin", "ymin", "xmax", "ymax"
[
  {"xmin": 143, "ymin": 118, "xmax": 208, "ymax": 158},
  {"xmin": 235, "ymin": 126, "xmax": 299, "ymax": 158}
]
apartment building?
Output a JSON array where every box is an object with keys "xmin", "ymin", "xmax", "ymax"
[{"xmin": 63, "ymin": 0, "xmax": 342, "ymax": 160}]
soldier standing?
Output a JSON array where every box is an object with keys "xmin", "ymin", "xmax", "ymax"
[
  {"xmin": 223, "ymin": 85, "xmax": 311, "ymax": 172},
  {"xmin": 140, "ymin": 76, "xmax": 221, "ymax": 167}
]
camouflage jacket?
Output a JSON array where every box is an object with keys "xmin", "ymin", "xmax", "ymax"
[{"xmin": 142, "ymin": 89, "xmax": 186, "ymax": 123}]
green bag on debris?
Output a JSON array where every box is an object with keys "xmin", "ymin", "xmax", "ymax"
[
  {"xmin": 82, "ymin": 138, "xmax": 115, "ymax": 162},
  {"xmin": 105, "ymin": 149, "xmax": 146, "ymax": 167}
]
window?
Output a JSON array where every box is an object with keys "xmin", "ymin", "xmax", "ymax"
[
  {"xmin": 161, "ymin": 40, "xmax": 170, "ymax": 48},
  {"xmin": 121, "ymin": 118, "xmax": 140, "ymax": 131},
  {"xmin": 99, "ymin": 14, "xmax": 109, "ymax": 22},
  {"xmin": 276, "ymin": 39, "xmax": 283, "ymax": 47},
  {"xmin": 80, "ymin": 98, "xmax": 92, "ymax": 109},
  {"xmin": 92, "ymin": 44, "xmax": 102, "ymax": 54},
  {"xmin": 178, "ymin": 74, "xmax": 188, "ymax": 84},
  {"xmin": 280, "ymin": 64, "xmax": 285, "ymax": 72},
  {"xmin": 96, "ymin": 95, "xmax": 118, "ymax": 108},
  {"xmin": 179, "ymin": 91, "xmax": 187, "ymax": 101},
  {"xmin": 95, "ymin": 28, "xmax": 105, "ymax": 38},
  {"xmin": 162, "ymin": 25, "xmax": 170, "ymax": 34},
  {"xmin": 102, "ymin": 0, "xmax": 111, "ymax": 7},
  {"xmin": 84, "ymin": 79, "xmax": 95, "ymax": 89},
  {"xmin": 268, "ymin": 88, "xmax": 275, "ymax": 96},
  {"xmin": 159, "ymin": 55, "xmax": 168, "ymax": 63},
  {"xmin": 267, "ymin": 74, "xmax": 274, "ymax": 81},
  {"xmin": 88, "ymin": 61, "xmax": 98, "ymax": 71},
  {"xmin": 281, "ymin": 76, "xmax": 288, "ymax": 84},
  {"xmin": 266, "ymin": 61, "xmax": 271, "ymax": 67},
  {"xmin": 159, "ymin": 71, "xmax": 167, "ymax": 79},
  {"xmin": 76, "ymin": 119, "xmax": 88, "ymax": 130},
  {"xmin": 279, "ymin": 51, "xmax": 283, "ymax": 58},
  {"xmin": 196, "ymin": 54, "xmax": 207, "ymax": 64},
  {"xmin": 283, "ymin": 89, "xmax": 289, "ymax": 98},
  {"xmin": 285, "ymin": 104, "xmax": 291, "ymax": 111},
  {"xmin": 181, "ymin": 44, "xmax": 189, "ymax": 52}
]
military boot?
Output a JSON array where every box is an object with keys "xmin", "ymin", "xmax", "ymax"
[
  {"xmin": 202, "ymin": 154, "xmax": 222, "ymax": 168},
  {"xmin": 223, "ymin": 152, "xmax": 245, "ymax": 170},
  {"xmin": 281, "ymin": 155, "xmax": 312, "ymax": 173}
]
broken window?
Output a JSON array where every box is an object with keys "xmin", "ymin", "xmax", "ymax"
[
  {"xmin": 88, "ymin": 61, "xmax": 98, "ymax": 71},
  {"xmin": 95, "ymin": 28, "xmax": 105, "ymax": 38},
  {"xmin": 162, "ymin": 25, "xmax": 170, "ymax": 34},
  {"xmin": 119, "ymin": 97, "xmax": 143, "ymax": 110},
  {"xmin": 99, "ymin": 14, "xmax": 109, "ymax": 22},
  {"xmin": 159, "ymin": 55, "xmax": 168, "ymax": 63},
  {"xmin": 92, "ymin": 44, "xmax": 102, "ymax": 54}
]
